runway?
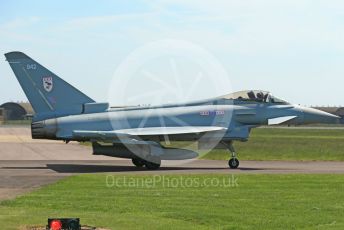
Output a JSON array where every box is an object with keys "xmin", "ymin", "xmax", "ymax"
[{"xmin": 1, "ymin": 126, "xmax": 344, "ymax": 200}]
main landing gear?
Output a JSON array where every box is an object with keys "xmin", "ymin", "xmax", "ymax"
[
  {"xmin": 222, "ymin": 141, "xmax": 239, "ymax": 169},
  {"xmin": 132, "ymin": 157, "xmax": 161, "ymax": 170}
]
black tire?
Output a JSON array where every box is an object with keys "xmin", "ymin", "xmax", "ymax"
[
  {"xmin": 145, "ymin": 161, "xmax": 161, "ymax": 170},
  {"xmin": 132, "ymin": 158, "xmax": 145, "ymax": 167},
  {"xmin": 228, "ymin": 158, "xmax": 239, "ymax": 169}
]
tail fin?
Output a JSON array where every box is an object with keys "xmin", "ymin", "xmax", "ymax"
[{"xmin": 5, "ymin": 51, "xmax": 95, "ymax": 120}]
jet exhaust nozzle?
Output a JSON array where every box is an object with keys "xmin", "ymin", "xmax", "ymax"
[{"xmin": 31, "ymin": 119, "xmax": 57, "ymax": 139}]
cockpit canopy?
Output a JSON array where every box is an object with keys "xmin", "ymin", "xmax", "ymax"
[{"xmin": 221, "ymin": 90, "xmax": 289, "ymax": 104}]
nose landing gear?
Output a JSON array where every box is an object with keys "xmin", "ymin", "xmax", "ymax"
[
  {"xmin": 228, "ymin": 158, "xmax": 239, "ymax": 169},
  {"xmin": 222, "ymin": 141, "xmax": 239, "ymax": 169}
]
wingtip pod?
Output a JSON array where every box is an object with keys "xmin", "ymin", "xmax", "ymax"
[{"xmin": 4, "ymin": 51, "xmax": 30, "ymax": 61}]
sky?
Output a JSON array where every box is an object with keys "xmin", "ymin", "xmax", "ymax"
[{"xmin": 1, "ymin": 0, "xmax": 344, "ymax": 106}]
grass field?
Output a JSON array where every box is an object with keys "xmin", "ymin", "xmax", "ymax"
[
  {"xmin": 1, "ymin": 174, "xmax": 344, "ymax": 230},
  {"xmin": 198, "ymin": 128, "xmax": 344, "ymax": 161},
  {"xmin": 0, "ymin": 120, "xmax": 31, "ymax": 125},
  {"xmin": 81, "ymin": 127, "xmax": 344, "ymax": 161}
]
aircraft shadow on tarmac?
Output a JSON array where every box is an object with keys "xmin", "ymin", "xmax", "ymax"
[{"xmin": 2, "ymin": 164, "xmax": 264, "ymax": 173}]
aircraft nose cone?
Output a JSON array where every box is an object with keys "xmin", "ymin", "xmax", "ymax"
[{"xmin": 301, "ymin": 107, "xmax": 340, "ymax": 124}]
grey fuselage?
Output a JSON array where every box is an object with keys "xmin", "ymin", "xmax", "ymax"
[{"xmin": 31, "ymin": 96, "xmax": 339, "ymax": 143}]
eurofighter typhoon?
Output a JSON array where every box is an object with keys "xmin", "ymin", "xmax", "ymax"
[{"xmin": 5, "ymin": 52, "xmax": 341, "ymax": 169}]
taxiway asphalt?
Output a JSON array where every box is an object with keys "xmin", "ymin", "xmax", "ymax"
[{"xmin": 1, "ymin": 126, "xmax": 344, "ymax": 200}]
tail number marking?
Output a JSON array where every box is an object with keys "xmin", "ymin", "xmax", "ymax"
[{"xmin": 26, "ymin": 64, "xmax": 37, "ymax": 70}]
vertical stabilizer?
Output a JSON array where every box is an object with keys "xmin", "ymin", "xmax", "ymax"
[{"xmin": 5, "ymin": 52, "xmax": 95, "ymax": 120}]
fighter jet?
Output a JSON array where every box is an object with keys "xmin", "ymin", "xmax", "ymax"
[{"xmin": 4, "ymin": 52, "xmax": 341, "ymax": 169}]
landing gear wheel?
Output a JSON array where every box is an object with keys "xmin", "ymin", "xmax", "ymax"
[
  {"xmin": 228, "ymin": 158, "xmax": 239, "ymax": 169},
  {"xmin": 145, "ymin": 161, "xmax": 161, "ymax": 170},
  {"xmin": 132, "ymin": 158, "xmax": 145, "ymax": 167},
  {"xmin": 221, "ymin": 141, "xmax": 240, "ymax": 169}
]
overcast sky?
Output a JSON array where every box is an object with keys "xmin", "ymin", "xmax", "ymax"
[{"xmin": 1, "ymin": 0, "xmax": 344, "ymax": 106}]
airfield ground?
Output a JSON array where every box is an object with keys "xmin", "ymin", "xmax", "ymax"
[
  {"xmin": 1, "ymin": 174, "xmax": 344, "ymax": 229},
  {"xmin": 203, "ymin": 127, "xmax": 344, "ymax": 161},
  {"xmin": 185, "ymin": 127, "xmax": 344, "ymax": 161},
  {"xmin": 0, "ymin": 126, "xmax": 344, "ymax": 229}
]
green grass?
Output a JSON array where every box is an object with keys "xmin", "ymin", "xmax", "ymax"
[
  {"xmin": 82, "ymin": 127, "xmax": 344, "ymax": 161},
  {"xmin": 199, "ymin": 128, "xmax": 344, "ymax": 161},
  {"xmin": 0, "ymin": 120, "xmax": 31, "ymax": 126},
  {"xmin": 1, "ymin": 174, "xmax": 344, "ymax": 229}
]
